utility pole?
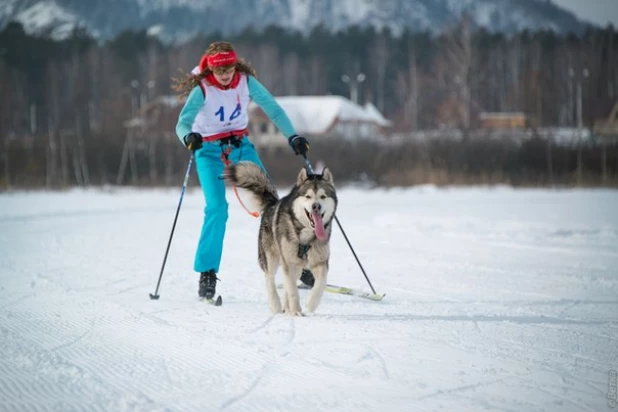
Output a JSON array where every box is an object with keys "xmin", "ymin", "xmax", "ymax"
[
  {"xmin": 569, "ymin": 67, "xmax": 589, "ymax": 186},
  {"xmin": 341, "ymin": 73, "xmax": 366, "ymax": 105}
]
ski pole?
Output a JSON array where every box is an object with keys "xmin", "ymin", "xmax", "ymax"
[
  {"xmin": 149, "ymin": 154, "xmax": 194, "ymax": 300},
  {"xmin": 302, "ymin": 154, "xmax": 377, "ymax": 295}
]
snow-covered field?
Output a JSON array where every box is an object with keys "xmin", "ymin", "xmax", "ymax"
[{"xmin": 1, "ymin": 185, "xmax": 617, "ymax": 411}]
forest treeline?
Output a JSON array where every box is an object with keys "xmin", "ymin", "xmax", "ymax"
[{"xmin": 0, "ymin": 18, "xmax": 617, "ymax": 188}]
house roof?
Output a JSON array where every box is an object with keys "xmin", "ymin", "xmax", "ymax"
[
  {"xmin": 363, "ymin": 101, "xmax": 392, "ymax": 127},
  {"xmin": 249, "ymin": 95, "xmax": 391, "ymax": 135}
]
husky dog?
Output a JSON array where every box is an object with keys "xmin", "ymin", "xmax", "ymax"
[{"xmin": 224, "ymin": 162, "xmax": 337, "ymax": 315}]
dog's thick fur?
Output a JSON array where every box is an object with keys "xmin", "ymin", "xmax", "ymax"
[{"xmin": 224, "ymin": 162, "xmax": 337, "ymax": 315}]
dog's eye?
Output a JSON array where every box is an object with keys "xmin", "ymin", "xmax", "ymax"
[
  {"xmin": 305, "ymin": 195, "xmax": 311, "ymax": 199},
  {"xmin": 320, "ymin": 195, "xmax": 326, "ymax": 199}
]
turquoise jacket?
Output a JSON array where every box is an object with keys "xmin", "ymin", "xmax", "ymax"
[{"xmin": 175, "ymin": 75, "xmax": 296, "ymax": 143}]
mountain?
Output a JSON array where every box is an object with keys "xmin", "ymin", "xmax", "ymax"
[{"xmin": 0, "ymin": 0, "xmax": 592, "ymax": 43}]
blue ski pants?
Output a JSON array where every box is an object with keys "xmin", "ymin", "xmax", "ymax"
[{"xmin": 193, "ymin": 137, "xmax": 265, "ymax": 273}]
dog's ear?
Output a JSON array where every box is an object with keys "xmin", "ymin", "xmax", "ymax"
[
  {"xmin": 322, "ymin": 167, "xmax": 334, "ymax": 185},
  {"xmin": 297, "ymin": 167, "xmax": 309, "ymax": 185}
]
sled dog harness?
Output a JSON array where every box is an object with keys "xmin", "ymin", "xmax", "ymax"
[
  {"xmin": 218, "ymin": 135, "xmax": 260, "ymax": 218},
  {"xmin": 298, "ymin": 244, "xmax": 312, "ymax": 259}
]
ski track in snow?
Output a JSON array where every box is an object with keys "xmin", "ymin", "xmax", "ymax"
[{"xmin": 0, "ymin": 186, "xmax": 617, "ymax": 411}]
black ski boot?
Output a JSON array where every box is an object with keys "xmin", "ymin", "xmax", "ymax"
[
  {"xmin": 199, "ymin": 269, "xmax": 218, "ymax": 299},
  {"xmin": 300, "ymin": 269, "xmax": 315, "ymax": 288}
]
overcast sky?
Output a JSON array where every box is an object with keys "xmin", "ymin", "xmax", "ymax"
[{"xmin": 551, "ymin": 0, "xmax": 618, "ymax": 27}]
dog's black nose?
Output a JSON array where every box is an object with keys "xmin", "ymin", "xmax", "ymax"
[{"xmin": 312, "ymin": 203, "xmax": 321, "ymax": 211}]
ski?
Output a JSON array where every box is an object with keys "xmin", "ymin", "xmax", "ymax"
[
  {"xmin": 278, "ymin": 283, "xmax": 385, "ymax": 301},
  {"xmin": 324, "ymin": 284, "xmax": 385, "ymax": 301},
  {"xmin": 202, "ymin": 295, "xmax": 223, "ymax": 306}
]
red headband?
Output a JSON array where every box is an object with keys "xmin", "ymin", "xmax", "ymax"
[{"xmin": 199, "ymin": 51, "xmax": 237, "ymax": 71}]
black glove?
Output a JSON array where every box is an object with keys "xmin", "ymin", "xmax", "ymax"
[
  {"xmin": 288, "ymin": 134, "xmax": 309, "ymax": 156},
  {"xmin": 183, "ymin": 132, "xmax": 203, "ymax": 152}
]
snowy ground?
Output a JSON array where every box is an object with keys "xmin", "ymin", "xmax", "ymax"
[{"xmin": 1, "ymin": 185, "xmax": 617, "ymax": 412}]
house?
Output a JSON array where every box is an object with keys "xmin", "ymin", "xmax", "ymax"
[
  {"xmin": 248, "ymin": 95, "xmax": 392, "ymax": 147},
  {"xmin": 123, "ymin": 95, "xmax": 183, "ymax": 139},
  {"xmin": 479, "ymin": 112, "xmax": 530, "ymax": 130},
  {"xmin": 594, "ymin": 102, "xmax": 618, "ymax": 137}
]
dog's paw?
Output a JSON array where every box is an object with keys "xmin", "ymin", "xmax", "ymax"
[
  {"xmin": 282, "ymin": 304, "xmax": 304, "ymax": 317},
  {"xmin": 287, "ymin": 310, "xmax": 304, "ymax": 317}
]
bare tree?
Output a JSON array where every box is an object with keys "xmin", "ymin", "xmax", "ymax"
[
  {"xmin": 440, "ymin": 14, "xmax": 474, "ymax": 131},
  {"xmin": 305, "ymin": 55, "xmax": 327, "ymax": 95},
  {"xmin": 251, "ymin": 44, "xmax": 281, "ymax": 92},
  {"xmin": 0, "ymin": 60, "xmax": 14, "ymax": 187},
  {"xmin": 373, "ymin": 32, "xmax": 389, "ymax": 112},
  {"xmin": 282, "ymin": 53, "xmax": 300, "ymax": 95},
  {"xmin": 506, "ymin": 36, "xmax": 523, "ymax": 111},
  {"xmin": 396, "ymin": 45, "xmax": 419, "ymax": 131}
]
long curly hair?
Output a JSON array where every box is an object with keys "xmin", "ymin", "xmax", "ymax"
[{"xmin": 172, "ymin": 41, "xmax": 257, "ymax": 98}]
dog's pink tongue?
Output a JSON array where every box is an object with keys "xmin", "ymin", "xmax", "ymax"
[{"xmin": 312, "ymin": 210, "xmax": 327, "ymax": 240}]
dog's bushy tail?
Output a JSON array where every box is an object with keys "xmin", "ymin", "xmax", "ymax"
[{"xmin": 224, "ymin": 161, "xmax": 279, "ymax": 211}]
